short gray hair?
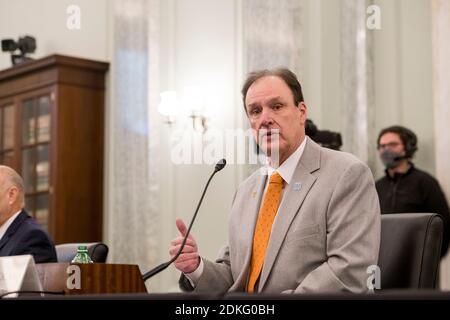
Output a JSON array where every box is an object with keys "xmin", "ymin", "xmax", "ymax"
[{"xmin": 0, "ymin": 165, "xmax": 25, "ymax": 206}]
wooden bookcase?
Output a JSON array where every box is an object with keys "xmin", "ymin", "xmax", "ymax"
[{"xmin": 0, "ymin": 54, "xmax": 109, "ymax": 244}]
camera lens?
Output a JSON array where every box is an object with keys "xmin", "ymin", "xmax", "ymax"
[{"xmin": 1, "ymin": 39, "xmax": 17, "ymax": 52}]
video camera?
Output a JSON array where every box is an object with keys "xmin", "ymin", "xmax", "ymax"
[
  {"xmin": 1, "ymin": 35, "xmax": 36, "ymax": 66},
  {"xmin": 305, "ymin": 119, "xmax": 342, "ymax": 151}
]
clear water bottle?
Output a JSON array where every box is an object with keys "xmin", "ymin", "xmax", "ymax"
[{"xmin": 71, "ymin": 245, "xmax": 94, "ymax": 264}]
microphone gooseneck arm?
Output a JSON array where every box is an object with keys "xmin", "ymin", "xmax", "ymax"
[{"xmin": 142, "ymin": 159, "xmax": 226, "ymax": 281}]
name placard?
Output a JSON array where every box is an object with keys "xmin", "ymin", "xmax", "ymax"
[{"xmin": 0, "ymin": 255, "xmax": 43, "ymax": 298}]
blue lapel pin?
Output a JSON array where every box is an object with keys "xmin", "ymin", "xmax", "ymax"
[{"xmin": 293, "ymin": 182, "xmax": 302, "ymax": 191}]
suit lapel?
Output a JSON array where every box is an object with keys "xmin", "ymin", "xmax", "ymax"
[
  {"xmin": 0, "ymin": 210, "xmax": 27, "ymax": 252},
  {"xmin": 258, "ymin": 138, "xmax": 321, "ymax": 291},
  {"xmin": 235, "ymin": 170, "xmax": 267, "ymax": 288},
  {"xmin": 0, "ymin": 234, "xmax": 10, "ymax": 251}
]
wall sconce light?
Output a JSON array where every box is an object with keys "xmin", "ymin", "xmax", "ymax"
[
  {"xmin": 184, "ymin": 85, "xmax": 208, "ymax": 133},
  {"xmin": 189, "ymin": 113, "xmax": 208, "ymax": 133},
  {"xmin": 158, "ymin": 91, "xmax": 178, "ymax": 125},
  {"xmin": 158, "ymin": 86, "xmax": 209, "ymax": 133}
]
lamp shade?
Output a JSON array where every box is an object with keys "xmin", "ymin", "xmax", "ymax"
[{"xmin": 158, "ymin": 91, "xmax": 178, "ymax": 117}]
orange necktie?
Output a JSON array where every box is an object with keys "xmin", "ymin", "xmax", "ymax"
[{"xmin": 247, "ymin": 172, "xmax": 284, "ymax": 293}]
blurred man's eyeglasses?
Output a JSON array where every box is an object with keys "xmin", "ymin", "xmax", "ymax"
[{"xmin": 377, "ymin": 142, "xmax": 401, "ymax": 150}]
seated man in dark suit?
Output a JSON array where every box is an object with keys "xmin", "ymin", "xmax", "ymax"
[{"xmin": 0, "ymin": 165, "xmax": 57, "ymax": 263}]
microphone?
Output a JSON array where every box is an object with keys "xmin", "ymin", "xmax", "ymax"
[
  {"xmin": 393, "ymin": 155, "xmax": 409, "ymax": 161},
  {"xmin": 142, "ymin": 159, "xmax": 227, "ymax": 281}
]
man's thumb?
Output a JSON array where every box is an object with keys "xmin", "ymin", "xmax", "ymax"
[{"xmin": 176, "ymin": 218, "xmax": 188, "ymax": 237}]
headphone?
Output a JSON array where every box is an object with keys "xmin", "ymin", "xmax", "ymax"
[{"xmin": 401, "ymin": 127, "xmax": 418, "ymax": 158}]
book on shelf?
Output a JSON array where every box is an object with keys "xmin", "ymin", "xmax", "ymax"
[
  {"xmin": 36, "ymin": 161, "xmax": 49, "ymax": 191},
  {"xmin": 26, "ymin": 118, "xmax": 36, "ymax": 143},
  {"xmin": 35, "ymin": 208, "xmax": 48, "ymax": 224},
  {"xmin": 37, "ymin": 114, "xmax": 50, "ymax": 142}
]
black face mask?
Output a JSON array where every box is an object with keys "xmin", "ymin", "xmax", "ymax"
[{"xmin": 380, "ymin": 150, "xmax": 405, "ymax": 169}]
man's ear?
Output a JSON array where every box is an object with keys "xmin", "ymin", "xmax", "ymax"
[
  {"xmin": 298, "ymin": 102, "xmax": 307, "ymax": 123},
  {"xmin": 7, "ymin": 186, "xmax": 19, "ymax": 205},
  {"xmin": 298, "ymin": 101, "xmax": 307, "ymax": 110}
]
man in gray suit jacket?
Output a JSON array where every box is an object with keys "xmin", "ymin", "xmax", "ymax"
[{"xmin": 170, "ymin": 68, "xmax": 381, "ymax": 294}]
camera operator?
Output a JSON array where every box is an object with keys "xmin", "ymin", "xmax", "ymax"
[{"xmin": 376, "ymin": 125, "xmax": 450, "ymax": 257}]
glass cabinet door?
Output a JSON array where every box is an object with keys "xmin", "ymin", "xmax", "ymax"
[
  {"xmin": 37, "ymin": 96, "xmax": 50, "ymax": 143},
  {"xmin": 21, "ymin": 94, "xmax": 51, "ymax": 231},
  {"xmin": 0, "ymin": 104, "xmax": 15, "ymax": 167},
  {"xmin": 36, "ymin": 144, "xmax": 50, "ymax": 192},
  {"xmin": 3, "ymin": 105, "xmax": 14, "ymax": 149},
  {"xmin": 22, "ymin": 99, "xmax": 35, "ymax": 145}
]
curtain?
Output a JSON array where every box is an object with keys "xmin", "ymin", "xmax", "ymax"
[
  {"xmin": 106, "ymin": 0, "xmax": 161, "ymax": 289},
  {"xmin": 340, "ymin": 0, "xmax": 375, "ymax": 167}
]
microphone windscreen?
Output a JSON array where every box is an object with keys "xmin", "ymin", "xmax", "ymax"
[{"xmin": 215, "ymin": 159, "xmax": 226, "ymax": 172}]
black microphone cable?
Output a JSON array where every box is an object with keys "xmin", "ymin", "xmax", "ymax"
[
  {"xmin": 0, "ymin": 290, "xmax": 65, "ymax": 299},
  {"xmin": 142, "ymin": 159, "xmax": 226, "ymax": 281}
]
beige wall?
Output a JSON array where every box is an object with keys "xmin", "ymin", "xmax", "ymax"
[
  {"xmin": 372, "ymin": 0, "xmax": 434, "ymax": 179},
  {"xmin": 154, "ymin": 0, "xmax": 242, "ymax": 291},
  {"xmin": 302, "ymin": 0, "xmax": 343, "ymax": 134},
  {"xmin": 0, "ymin": 0, "xmax": 109, "ymax": 70}
]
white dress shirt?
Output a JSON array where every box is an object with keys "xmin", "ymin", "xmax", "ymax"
[
  {"xmin": 0, "ymin": 210, "xmax": 22, "ymax": 242},
  {"xmin": 184, "ymin": 137, "xmax": 307, "ymax": 287}
]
